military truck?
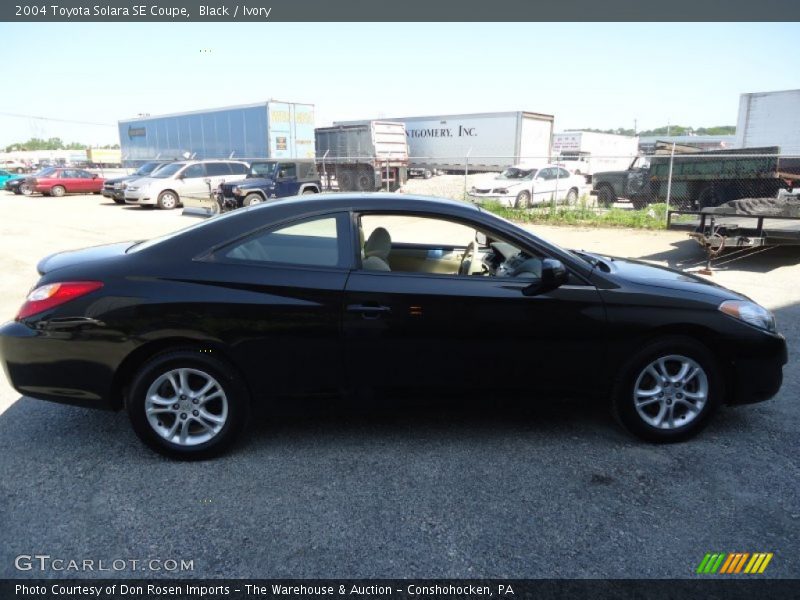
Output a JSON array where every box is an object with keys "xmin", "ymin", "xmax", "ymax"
[
  {"xmin": 315, "ymin": 121, "xmax": 408, "ymax": 191},
  {"xmin": 592, "ymin": 145, "xmax": 800, "ymax": 209}
]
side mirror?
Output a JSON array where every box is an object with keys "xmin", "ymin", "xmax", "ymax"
[
  {"xmin": 475, "ymin": 231, "xmax": 487, "ymax": 246},
  {"xmin": 522, "ymin": 258, "xmax": 568, "ymax": 296}
]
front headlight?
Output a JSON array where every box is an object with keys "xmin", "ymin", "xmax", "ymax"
[{"xmin": 719, "ymin": 300, "xmax": 776, "ymax": 333}]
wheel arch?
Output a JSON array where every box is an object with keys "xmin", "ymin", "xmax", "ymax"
[{"xmin": 109, "ymin": 337, "xmax": 251, "ymax": 410}]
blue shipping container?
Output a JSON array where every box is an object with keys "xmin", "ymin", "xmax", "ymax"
[{"xmin": 118, "ymin": 101, "xmax": 315, "ymax": 166}]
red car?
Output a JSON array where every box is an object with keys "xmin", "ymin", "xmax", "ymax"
[{"xmin": 27, "ymin": 168, "xmax": 105, "ymax": 196}]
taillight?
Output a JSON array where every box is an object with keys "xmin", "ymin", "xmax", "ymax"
[{"xmin": 17, "ymin": 281, "xmax": 103, "ymax": 320}]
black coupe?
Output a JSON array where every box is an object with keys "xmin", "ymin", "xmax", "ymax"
[{"xmin": 0, "ymin": 194, "xmax": 787, "ymax": 458}]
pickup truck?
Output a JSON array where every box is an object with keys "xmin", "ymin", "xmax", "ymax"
[
  {"xmin": 215, "ymin": 159, "xmax": 321, "ymax": 210},
  {"xmin": 592, "ymin": 145, "xmax": 800, "ymax": 209}
]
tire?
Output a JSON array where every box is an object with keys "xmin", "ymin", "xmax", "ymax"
[
  {"xmin": 337, "ymin": 169, "xmax": 355, "ymax": 191},
  {"xmin": 15, "ymin": 167, "xmax": 24, "ymax": 174},
  {"xmin": 596, "ymin": 185, "xmax": 616, "ymax": 207},
  {"xmin": 125, "ymin": 349, "xmax": 250, "ymax": 460},
  {"xmin": 301, "ymin": 188, "xmax": 317, "ymax": 195},
  {"xmin": 243, "ymin": 193, "xmax": 264, "ymax": 207},
  {"xmin": 514, "ymin": 190, "xmax": 531, "ymax": 209},
  {"xmin": 20, "ymin": 184, "xmax": 33, "ymax": 196},
  {"xmin": 565, "ymin": 188, "xmax": 579, "ymax": 204},
  {"xmin": 113, "ymin": 198, "xmax": 125, "ymax": 205},
  {"xmin": 423, "ymin": 169, "xmax": 433, "ymax": 179},
  {"xmin": 50, "ymin": 185, "xmax": 66, "ymax": 197},
  {"xmin": 697, "ymin": 186, "xmax": 719, "ymax": 210},
  {"xmin": 157, "ymin": 190, "xmax": 179, "ymax": 210},
  {"xmin": 611, "ymin": 336, "xmax": 722, "ymax": 443},
  {"xmin": 631, "ymin": 198, "xmax": 649, "ymax": 210},
  {"xmin": 356, "ymin": 167, "xmax": 374, "ymax": 191}
]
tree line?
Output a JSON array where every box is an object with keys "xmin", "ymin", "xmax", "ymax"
[
  {"xmin": 4, "ymin": 137, "xmax": 121, "ymax": 152},
  {"xmin": 576, "ymin": 126, "xmax": 736, "ymax": 137}
]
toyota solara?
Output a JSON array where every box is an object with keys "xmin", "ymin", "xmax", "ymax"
[{"xmin": 0, "ymin": 194, "xmax": 787, "ymax": 458}]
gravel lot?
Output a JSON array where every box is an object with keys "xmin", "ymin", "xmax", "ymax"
[{"xmin": 0, "ymin": 190, "xmax": 798, "ymax": 579}]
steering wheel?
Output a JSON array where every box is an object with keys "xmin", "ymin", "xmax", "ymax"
[{"xmin": 459, "ymin": 241, "xmax": 483, "ymax": 276}]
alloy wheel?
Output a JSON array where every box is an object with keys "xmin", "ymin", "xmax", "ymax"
[{"xmin": 633, "ymin": 354, "xmax": 708, "ymax": 430}]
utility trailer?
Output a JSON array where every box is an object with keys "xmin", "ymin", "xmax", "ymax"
[
  {"xmin": 667, "ymin": 195, "xmax": 800, "ymax": 265},
  {"xmin": 315, "ymin": 121, "xmax": 408, "ymax": 191},
  {"xmin": 593, "ymin": 145, "xmax": 800, "ymax": 209}
]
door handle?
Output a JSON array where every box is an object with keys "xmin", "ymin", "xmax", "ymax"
[{"xmin": 347, "ymin": 304, "xmax": 391, "ymax": 319}]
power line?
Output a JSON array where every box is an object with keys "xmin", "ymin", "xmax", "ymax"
[{"xmin": 0, "ymin": 111, "xmax": 116, "ymax": 127}]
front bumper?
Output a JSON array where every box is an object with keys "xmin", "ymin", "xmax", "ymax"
[
  {"xmin": 467, "ymin": 192, "xmax": 516, "ymax": 207},
  {"xmin": 124, "ymin": 190, "xmax": 154, "ymax": 205},
  {"xmin": 0, "ymin": 320, "xmax": 119, "ymax": 409},
  {"xmin": 102, "ymin": 188, "xmax": 124, "ymax": 200},
  {"xmin": 726, "ymin": 332, "xmax": 788, "ymax": 405}
]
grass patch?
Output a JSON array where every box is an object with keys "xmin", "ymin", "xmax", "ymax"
[{"xmin": 477, "ymin": 198, "xmax": 668, "ymax": 230}]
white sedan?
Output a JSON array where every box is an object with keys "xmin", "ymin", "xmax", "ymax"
[{"xmin": 468, "ymin": 164, "xmax": 588, "ymax": 208}]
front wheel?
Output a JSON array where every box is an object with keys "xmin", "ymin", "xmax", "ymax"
[
  {"xmin": 126, "ymin": 350, "xmax": 249, "ymax": 459},
  {"xmin": 20, "ymin": 184, "xmax": 33, "ymax": 196},
  {"xmin": 243, "ymin": 193, "xmax": 264, "ymax": 206},
  {"xmin": 50, "ymin": 185, "xmax": 66, "ymax": 197},
  {"xmin": 612, "ymin": 337, "xmax": 721, "ymax": 442},
  {"xmin": 157, "ymin": 190, "xmax": 179, "ymax": 210},
  {"xmin": 596, "ymin": 185, "xmax": 616, "ymax": 207},
  {"xmin": 514, "ymin": 190, "xmax": 531, "ymax": 209}
]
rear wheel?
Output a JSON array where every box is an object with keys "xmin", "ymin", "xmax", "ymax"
[
  {"xmin": 565, "ymin": 188, "xmax": 579, "ymax": 204},
  {"xmin": 337, "ymin": 169, "xmax": 355, "ymax": 191},
  {"xmin": 50, "ymin": 185, "xmax": 66, "ymax": 197},
  {"xmin": 423, "ymin": 169, "xmax": 433, "ymax": 179},
  {"xmin": 126, "ymin": 349, "xmax": 249, "ymax": 459},
  {"xmin": 514, "ymin": 190, "xmax": 531, "ymax": 209},
  {"xmin": 612, "ymin": 336, "xmax": 721, "ymax": 442},
  {"xmin": 356, "ymin": 167, "xmax": 374, "ymax": 191},
  {"xmin": 157, "ymin": 190, "xmax": 179, "ymax": 210}
]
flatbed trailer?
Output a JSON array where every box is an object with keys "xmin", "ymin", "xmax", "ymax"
[{"xmin": 667, "ymin": 208, "xmax": 800, "ymax": 259}]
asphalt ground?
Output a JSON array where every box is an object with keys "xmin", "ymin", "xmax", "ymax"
[{"xmin": 0, "ymin": 192, "xmax": 798, "ymax": 578}]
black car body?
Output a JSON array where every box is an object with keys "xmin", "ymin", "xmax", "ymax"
[
  {"xmin": 5, "ymin": 167, "xmax": 58, "ymax": 194},
  {"xmin": 101, "ymin": 161, "xmax": 172, "ymax": 203},
  {"xmin": 216, "ymin": 159, "xmax": 321, "ymax": 210},
  {"xmin": 0, "ymin": 194, "xmax": 787, "ymax": 458}
]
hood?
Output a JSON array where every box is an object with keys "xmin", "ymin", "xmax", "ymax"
[
  {"xmin": 104, "ymin": 174, "xmax": 139, "ymax": 185},
  {"xmin": 586, "ymin": 253, "xmax": 747, "ymax": 302},
  {"xmin": 125, "ymin": 176, "xmax": 160, "ymax": 188},
  {"xmin": 37, "ymin": 242, "xmax": 135, "ymax": 276},
  {"xmin": 224, "ymin": 177, "xmax": 274, "ymax": 190}
]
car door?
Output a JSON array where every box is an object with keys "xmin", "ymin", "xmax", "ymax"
[
  {"xmin": 532, "ymin": 167, "xmax": 558, "ymax": 203},
  {"xmin": 275, "ymin": 162, "xmax": 298, "ymax": 197},
  {"xmin": 175, "ymin": 163, "xmax": 208, "ymax": 199},
  {"xmin": 77, "ymin": 169, "xmax": 99, "ymax": 192},
  {"xmin": 342, "ymin": 212, "xmax": 608, "ymax": 397},
  {"xmin": 201, "ymin": 211, "xmax": 353, "ymax": 398}
]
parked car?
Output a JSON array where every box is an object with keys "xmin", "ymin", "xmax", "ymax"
[
  {"xmin": 0, "ymin": 159, "xmax": 29, "ymax": 174},
  {"xmin": 209, "ymin": 159, "xmax": 321, "ymax": 212},
  {"xmin": 0, "ymin": 194, "xmax": 786, "ymax": 459},
  {"xmin": 24, "ymin": 168, "xmax": 104, "ymax": 196},
  {"xmin": 5, "ymin": 168, "xmax": 56, "ymax": 195},
  {"xmin": 102, "ymin": 161, "xmax": 172, "ymax": 204},
  {"xmin": 468, "ymin": 164, "xmax": 587, "ymax": 208},
  {"xmin": 0, "ymin": 169, "xmax": 22, "ymax": 188},
  {"xmin": 124, "ymin": 160, "xmax": 249, "ymax": 209}
]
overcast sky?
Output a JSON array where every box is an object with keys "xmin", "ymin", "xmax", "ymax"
[{"xmin": 1, "ymin": 22, "xmax": 798, "ymax": 147}]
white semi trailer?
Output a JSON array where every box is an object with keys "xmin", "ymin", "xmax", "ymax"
[
  {"xmin": 338, "ymin": 111, "xmax": 554, "ymax": 174},
  {"xmin": 735, "ymin": 89, "xmax": 800, "ymax": 156},
  {"xmin": 552, "ymin": 131, "xmax": 639, "ymax": 179}
]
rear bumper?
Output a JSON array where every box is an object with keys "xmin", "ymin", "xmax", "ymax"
[
  {"xmin": 0, "ymin": 320, "xmax": 118, "ymax": 410},
  {"xmin": 726, "ymin": 333, "xmax": 788, "ymax": 405}
]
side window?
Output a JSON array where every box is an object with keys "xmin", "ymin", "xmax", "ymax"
[
  {"xmin": 558, "ymin": 168, "xmax": 571, "ymax": 179},
  {"xmin": 78, "ymin": 170, "xmax": 93, "ymax": 178},
  {"xmin": 537, "ymin": 168, "xmax": 551, "ymax": 180},
  {"xmin": 278, "ymin": 163, "xmax": 297, "ymax": 179},
  {"xmin": 219, "ymin": 213, "xmax": 347, "ymax": 268},
  {"xmin": 300, "ymin": 162, "xmax": 317, "ymax": 179},
  {"xmin": 205, "ymin": 162, "xmax": 232, "ymax": 176},
  {"xmin": 182, "ymin": 164, "xmax": 206, "ymax": 178},
  {"xmin": 60, "ymin": 170, "xmax": 77, "ymax": 178},
  {"xmin": 229, "ymin": 163, "xmax": 249, "ymax": 175}
]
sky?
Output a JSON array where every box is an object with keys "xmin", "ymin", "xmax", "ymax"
[{"xmin": 0, "ymin": 22, "xmax": 798, "ymax": 147}]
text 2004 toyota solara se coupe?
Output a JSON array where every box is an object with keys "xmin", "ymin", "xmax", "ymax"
[{"xmin": 0, "ymin": 194, "xmax": 787, "ymax": 458}]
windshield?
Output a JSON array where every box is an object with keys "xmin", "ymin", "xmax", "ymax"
[
  {"xmin": 34, "ymin": 167, "xmax": 57, "ymax": 177},
  {"xmin": 135, "ymin": 161, "xmax": 165, "ymax": 176},
  {"xmin": 497, "ymin": 167, "xmax": 536, "ymax": 180},
  {"xmin": 151, "ymin": 163, "xmax": 185, "ymax": 178},
  {"xmin": 250, "ymin": 162, "xmax": 278, "ymax": 177}
]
